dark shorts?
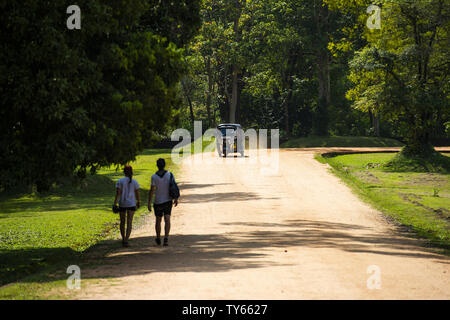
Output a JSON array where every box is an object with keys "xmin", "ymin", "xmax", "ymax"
[
  {"xmin": 154, "ymin": 201, "xmax": 173, "ymax": 217},
  {"xmin": 119, "ymin": 206, "xmax": 136, "ymax": 213}
]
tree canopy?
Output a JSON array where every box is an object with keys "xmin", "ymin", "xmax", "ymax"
[
  {"xmin": 346, "ymin": 0, "xmax": 449, "ymax": 156},
  {"xmin": 0, "ymin": 0, "xmax": 200, "ymax": 191},
  {"xmin": 182, "ymin": 0, "xmax": 448, "ymax": 153}
]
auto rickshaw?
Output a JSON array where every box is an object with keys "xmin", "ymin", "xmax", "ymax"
[{"xmin": 216, "ymin": 124, "xmax": 245, "ymax": 157}]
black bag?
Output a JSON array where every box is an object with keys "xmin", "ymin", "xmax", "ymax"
[
  {"xmin": 169, "ymin": 172, "xmax": 180, "ymax": 199},
  {"xmin": 112, "ymin": 205, "xmax": 120, "ymax": 213}
]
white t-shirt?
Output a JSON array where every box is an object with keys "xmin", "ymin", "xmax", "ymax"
[
  {"xmin": 116, "ymin": 177, "xmax": 140, "ymax": 207},
  {"xmin": 151, "ymin": 171, "xmax": 174, "ymax": 205}
]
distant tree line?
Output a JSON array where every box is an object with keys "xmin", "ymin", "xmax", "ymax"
[{"xmin": 181, "ymin": 0, "xmax": 449, "ymax": 155}]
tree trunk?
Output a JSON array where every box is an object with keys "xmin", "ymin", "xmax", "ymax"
[
  {"xmin": 369, "ymin": 108, "xmax": 380, "ymax": 137},
  {"xmin": 403, "ymin": 112, "xmax": 435, "ymax": 157},
  {"xmin": 181, "ymin": 80, "xmax": 195, "ymax": 123},
  {"xmin": 313, "ymin": 1, "xmax": 331, "ymax": 136},
  {"xmin": 284, "ymin": 75, "xmax": 294, "ymax": 138},
  {"xmin": 374, "ymin": 115, "xmax": 380, "ymax": 137},
  {"xmin": 218, "ymin": 68, "xmax": 229, "ymax": 123},
  {"xmin": 206, "ymin": 57, "xmax": 213, "ymax": 128},
  {"xmin": 284, "ymin": 92, "xmax": 292, "ymax": 138},
  {"xmin": 229, "ymin": 0, "xmax": 241, "ymax": 124},
  {"xmin": 230, "ymin": 65, "xmax": 238, "ymax": 123},
  {"xmin": 187, "ymin": 95, "xmax": 195, "ymax": 124}
]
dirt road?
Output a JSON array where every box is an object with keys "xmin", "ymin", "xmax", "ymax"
[{"xmin": 75, "ymin": 148, "xmax": 449, "ymax": 299}]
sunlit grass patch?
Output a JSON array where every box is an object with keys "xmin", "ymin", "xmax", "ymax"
[
  {"xmin": 282, "ymin": 136, "xmax": 404, "ymax": 148},
  {"xmin": 318, "ymin": 152, "xmax": 450, "ymax": 250}
]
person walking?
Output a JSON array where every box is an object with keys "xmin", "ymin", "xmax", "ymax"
[
  {"xmin": 148, "ymin": 158, "xmax": 178, "ymax": 246},
  {"xmin": 113, "ymin": 165, "xmax": 140, "ymax": 247}
]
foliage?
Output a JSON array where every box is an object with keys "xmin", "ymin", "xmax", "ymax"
[
  {"xmin": 180, "ymin": 0, "xmax": 448, "ymax": 155},
  {"xmin": 345, "ymin": 0, "xmax": 449, "ymax": 156},
  {"xmin": 0, "ymin": 1, "xmax": 200, "ymax": 191},
  {"xmin": 183, "ymin": 0, "xmax": 380, "ymax": 138},
  {"xmin": 281, "ymin": 136, "xmax": 403, "ymax": 148}
]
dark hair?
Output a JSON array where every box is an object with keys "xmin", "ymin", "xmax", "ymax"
[
  {"xmin": 156, "ymin": 158, "xmax": 166, "ymax": 170},
  {"xmin": 124, "ymin": 165, "xmax": 133, "ymax": 184}
]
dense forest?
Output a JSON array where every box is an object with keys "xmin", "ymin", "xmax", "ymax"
[
  {"xmin": 0, "ymin": 0, "xmax": 448, "ymax": 191},
  {"xmin": 179, "ymin": 0, "xmax": 449, "ymax": 153}
]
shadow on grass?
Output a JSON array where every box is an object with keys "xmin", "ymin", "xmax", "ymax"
[
  {"xmin": 0, "ymin": 247, "xmax": 82, "ymax": 287},
  {"xmin": 0, "ymin": 175, "xmax": 149, "ymax": 286},
  {"xmin": 321, "ymin": 151, "xmax": 398, "ymax": 158},
  {"xmin": 0, "ymin": 177, "xmax": 116, "ymax": 216},
  {"xmin": 139, "ymin": 149, "xmax": 172, "ymax": 156},
  {"xmin": 0, "ymin": 148, "xmax": 177, "ymax": 290}
]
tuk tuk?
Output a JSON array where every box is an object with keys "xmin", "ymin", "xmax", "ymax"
[{"xmin": 216, "ymin": 124, "xmax": 245, "ymax": 157}]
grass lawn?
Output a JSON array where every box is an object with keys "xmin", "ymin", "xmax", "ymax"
[
  {"xmin": 0, "ymin": 148, "xmax": 176, "ymax": 297},
  {"xmin": 281, "ymin": 136, "xmax": 404, "ymax": 148},
  {"xmin": 317, "ymin": 152, "xmax": 450, "ymax": 250}
]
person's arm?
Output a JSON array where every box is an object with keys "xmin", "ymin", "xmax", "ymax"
[
  {"xmin": 135, "ymin": 188, "xmax": 141, "ymax": 209},
  {"xmin": 148, "ymin": 185, "xmax": 156, "ymax": 212},
  {"xmin": 114, "ymin": 187, "xmax": 121, "ymax": 206}
]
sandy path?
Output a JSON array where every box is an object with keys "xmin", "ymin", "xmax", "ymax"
[{"xmin": 75, "ymin": 148, "xmax": 449, "ymax": 300}]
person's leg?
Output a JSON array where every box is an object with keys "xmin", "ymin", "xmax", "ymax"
[
  {"xmin": 119, "ymin": 211, "xmax": 126, "ymax": 243},
  {"xmin": 163, "ymin": 201, "xmax": 173, "ymax": 246},
  {"xmin": 163, "ymin": 213, "xmax": 171, "ymax": 246},
  {"xmin": 164, "ymin": 214, "xmax": 171, "ymax": 239},
  {"xmin": 125, "ymin": 210, "xmax": 135, "ymax": 242},
  {"xmin": 155, "ymin": 215, "xmax": 162, "ymax": 244}
]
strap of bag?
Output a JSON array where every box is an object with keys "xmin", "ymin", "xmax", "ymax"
[{"xmin": 156, "ymin": 170, "xmax": 167, "ymax": 178}]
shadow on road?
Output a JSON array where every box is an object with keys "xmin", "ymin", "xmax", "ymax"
[
  {"xmin": 181, "ymin": 191, "xmax": 276, "ymax": 203},
  {"xmin": 178, "ymin": 183, "xmax": 231, "ymax": 190},
  {"xmin": 222, "ymin": 220, "xmax": 449, "ymax": 259},
  {"xmin": 4, "ymin": 219, "xmax": 447, "ymax": 286},
  {"xmin": 72, "ymin": 219, "xmax": 448, "ymax": 281}
]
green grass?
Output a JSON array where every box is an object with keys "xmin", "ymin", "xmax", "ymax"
[
  {"xmin": 0, "ymin": 148, "xmax": 175, "ymax": 290},
  {"xmin": 281, "ymin": 136, "xmax": 404, "ymax": 148},
  {"xmin": 317, "ymin": 152, "xmax": 450, "ymax": 250},
  {"xmin": 173, "ymin": 136, "xmax": 216, "ymax": 154}
]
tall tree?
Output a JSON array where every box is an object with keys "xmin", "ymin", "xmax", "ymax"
[
  {"xmin": 0, "ymin": 0, "xmax": 201, "ymax": 191},
  {"xmin": 346, "ymin": 0, "xmax": 449, "ymax": 156}
]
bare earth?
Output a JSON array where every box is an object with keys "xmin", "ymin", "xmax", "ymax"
[{"xmin": 74, "ymin": 148, "xmax": 450, "ymax": 300}]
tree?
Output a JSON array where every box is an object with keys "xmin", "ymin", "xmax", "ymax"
[
  {"xmin": 346, "ymin": 0, "xmax": 449, "ymax": 156},
  {"xmin": 0, "ymin": 0, "xmax": 201, "ymax": 191}
]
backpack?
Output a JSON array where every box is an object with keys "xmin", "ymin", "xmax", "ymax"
[
  {"xmin": 169, "ymin": 172, "xmax": 180, "ymax": 199},
  {"xmin": 156, "ymin": 170, "xmax": 180, "ymax": 199}
]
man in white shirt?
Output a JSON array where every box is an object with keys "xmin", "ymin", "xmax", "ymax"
[{"xmin": 148, "ymin": 158, "xmax": 178, "ymax": 246}]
